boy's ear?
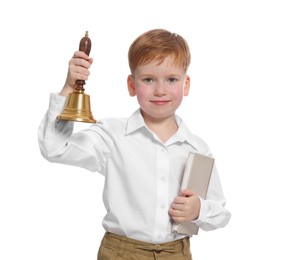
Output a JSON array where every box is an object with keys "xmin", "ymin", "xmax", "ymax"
[
  {"xmin": 127, "ymin": 75, "xmax": 136, "ymax": 97},
  {"xmin": 183, "ymin": 75, "xmax": 190, "ymax": 96}
]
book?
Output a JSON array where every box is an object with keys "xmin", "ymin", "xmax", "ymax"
[{"xmin": 173, "ymin": 152, "xmax": 215, "ymax": 235}]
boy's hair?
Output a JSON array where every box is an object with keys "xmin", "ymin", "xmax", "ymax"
[{"xmin": 128, "ymin": 29, "xmax": 191, "ymax": 74}]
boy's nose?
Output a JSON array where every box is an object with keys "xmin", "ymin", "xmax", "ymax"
[{"xmin": 154, "ymin": 83, "xmax": 166, "ymax": 96}]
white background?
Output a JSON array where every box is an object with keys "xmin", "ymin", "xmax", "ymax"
[{"xmin": 1, "ymin": 0, "xmax": 291, "ymax": 259}]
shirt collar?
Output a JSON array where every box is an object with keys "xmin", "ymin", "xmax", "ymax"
[
  {"xmin": 126, "ymin": 109, "xmax": 201, "ymax": 151},
  {"xmin": 125, "ymin": 109, "xmax": 146, "ymax": 135},
  {"xmin": 173, "ymin": 115, "xmax": 200, "ymax": 150}
]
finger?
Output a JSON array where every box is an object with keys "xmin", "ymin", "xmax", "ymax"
[
  {"xmin": 170, "ymin": 202, "xmax": 185, "ymax": 211},
  {"xmin": 73, "ymin": 51, "xmax": 90, "ymax": 60},
  {"xmin": 169, "ymin": 208, "xmax": 184, "ymax": 218},
  {"xmin": 169, "ymin": 209, "xmax": 187, "ymax": 223},
  {"xmin": 180, "ymin": 189, "xmax": 195, "ymax": 197},
  {"xmin": 72, "ymin": 72, "xmax": 90, "ymax": 82},
  {"xmin": 68, "ymin": 60, "xmax": 91, "ymax": 79},
  {"xmin": 172, "ymin": 216, "xmax": 187, "ymax": 224},
  {"xmin": 68, "ymin": 70, "xmax": 89, "ymax": 82},
  {"xmin": 71, "ymin": 58, "xmax": 92, "ymax": 69},
  {"xmin": 73, "ymin": 66, "xmax": 90, "ymax": 76},
  {"xmin": 173, "ymin": 196, "xmax": 187, "ymax": 204}
]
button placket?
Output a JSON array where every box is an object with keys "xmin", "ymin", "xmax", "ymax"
[{"xmin": 152, "ymin": 144, "xmax": 170, "ymax": 241}]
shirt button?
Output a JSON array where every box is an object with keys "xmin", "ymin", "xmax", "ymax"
[
  {"xmin": 160, "ymin": 176, "xmax": 165, "ymax": 181},
  {"xmin": 157, "ymin": 233, "xmax": 162, "ymax": 239},
  {"xmin": 160, "ymin": 203, "xmax": 165, "ymax": 209}
]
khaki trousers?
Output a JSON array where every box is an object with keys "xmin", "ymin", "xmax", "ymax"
[{"xmin": 97, "ymin": 232, "xmax": 192, "ymax": 260}]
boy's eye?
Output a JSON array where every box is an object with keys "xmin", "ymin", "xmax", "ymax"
[
  {"xmin": 143, "ymin": 78, "xmax": 154, "ymax": 83},
  {"xmin": 168, "ymin": 77, "xmax": 178, "ymax": 83}
]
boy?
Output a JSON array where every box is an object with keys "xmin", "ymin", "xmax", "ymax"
[{"xmin": 38, "ymin": 29, "xmax": 231, "ymax": 259}]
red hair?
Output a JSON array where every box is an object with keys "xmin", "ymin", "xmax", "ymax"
[{"xmin": 128, "ymin": 29, "xmax": 191, "ymax": 74}]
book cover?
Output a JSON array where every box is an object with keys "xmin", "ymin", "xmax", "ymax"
[{"xmin": 173, "ymin": 152, "xmax": 215, "ymax": 235}]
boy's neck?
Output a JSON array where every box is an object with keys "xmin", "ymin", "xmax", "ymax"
[{"xmin": 142, "ymin": 113, "xmax": 178, "ymax": 143}]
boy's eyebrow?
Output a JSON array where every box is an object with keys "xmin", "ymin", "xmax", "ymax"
[
  {"xmin": 138, "ymin": 72, "xmax": 182, "ymax": 77},
  {"xmin": 168, "ymin": 73, "xmax": 181, "ymax": 77},
  {"xmin": 135, "ymin": 73, "xmax": 156, "ymax": 78},
  {"xmin": 137, "ymin": 73, "xmax": 182, "ymax": 79},
  {"xmin": 139, "ymin": 73, "xmax": 153, "ymax": 77}
]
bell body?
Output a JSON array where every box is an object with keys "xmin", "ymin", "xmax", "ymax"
[{"xmin": 57, "ymin": 91, "xmax": 96, "ymax": 123}]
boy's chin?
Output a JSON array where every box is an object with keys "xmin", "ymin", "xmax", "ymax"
[{"xmin": 140, "ymin": 109, "xmax": 176, "ymax": 121}]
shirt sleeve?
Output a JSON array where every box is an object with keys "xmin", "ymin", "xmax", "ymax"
[
  {"xmin": 38, "ymin": 93, "xmax": 112, "ymax": 174},
  {"xmin": 192, "ymin": 164, "xmax": 231, "ymax": 231}
]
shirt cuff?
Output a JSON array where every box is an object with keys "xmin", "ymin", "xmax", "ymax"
[
  {"xmin": 47, "ymin": 92, "xmax": 67, "ymax": 119},
  {"xmin": 50, "ymin": 92, "xmax": 67, "ymax": 109},
  {"xmin": 192, "ymin": 197, "xmax": 208, "ymax": 226}
]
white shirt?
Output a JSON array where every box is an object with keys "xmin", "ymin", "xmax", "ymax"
[{"xmin": 38, "ymin": 93, "xmax": 231, "ymax": 243}]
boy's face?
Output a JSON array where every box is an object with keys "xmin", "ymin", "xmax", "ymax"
[{"xmin": 127, "ymin": 56, "xmax": 190, "ymax": 122}]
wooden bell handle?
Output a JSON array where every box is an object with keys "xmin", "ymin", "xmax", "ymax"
[{"xmin": 76, "ymin": 31, "xmax": 92, "ymax": 91}]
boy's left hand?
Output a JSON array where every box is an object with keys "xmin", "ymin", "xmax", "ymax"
[{"xmin": 169, "ymin": 189, "xmax": 201, "ymax": 224}]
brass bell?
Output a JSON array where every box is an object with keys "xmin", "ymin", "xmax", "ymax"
[
  {"xmin": 57, "ymin": 31, "xmax": 96, "ymax": 123},
  {"xmin": 57, "ymin": 90, "xmax": 96, "ymax": 123}
]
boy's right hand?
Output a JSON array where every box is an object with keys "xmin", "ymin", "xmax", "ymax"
[{"xmin": 60, "ymin": 51, "xmax": 93, "ymax": 97}]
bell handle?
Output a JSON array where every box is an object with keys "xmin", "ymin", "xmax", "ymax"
[{"xmin": 76, "ymin": 31, "xmax": 92, "ymax": 92}]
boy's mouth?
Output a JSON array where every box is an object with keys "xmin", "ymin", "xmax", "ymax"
[{"xmin": 151, "ymin": 100, "xmax": 170, "ymax": 105}]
